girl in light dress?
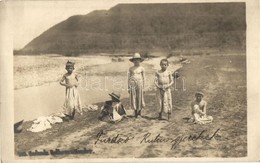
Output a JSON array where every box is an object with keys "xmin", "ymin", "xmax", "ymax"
[
  {"xmin": 60, "ymin": 61, "xmax": 82, "ymax": 120},
  {"xmin": 154, "ymin": 59, "xmax": 174, "ymax": 120},
  {"xmin": 128, "ymin": 53, "xmax": 146, "ymax": 118}
]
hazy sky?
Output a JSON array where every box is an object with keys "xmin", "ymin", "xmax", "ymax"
[
  {"xmin": 10, "ymin": 0, "xmax": 189, "ymax": 50},
  {"xmin": 9, "ymin": 0, "xmax": 220, "ymax": 50},
  {"xmin": 10, "ymin": 1, "xmax": 119, "ymax": 49}
]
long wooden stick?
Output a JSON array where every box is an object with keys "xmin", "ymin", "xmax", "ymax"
[{"xmin": 161, "ymin": 89, "xmax": 164, "ymax": 120}]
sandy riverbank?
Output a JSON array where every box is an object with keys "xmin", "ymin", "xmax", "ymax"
[{"xmin": 14, "ymin": 54, "xmax": 246, "ymax": 158}]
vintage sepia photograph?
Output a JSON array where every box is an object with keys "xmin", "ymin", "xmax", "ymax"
[{"xmin": 6, "ymin": 0, "xmax": 252, "ymax": 160}]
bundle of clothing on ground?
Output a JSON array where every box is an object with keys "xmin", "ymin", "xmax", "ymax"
[{"xmin": 27, "ymin": 115, "xmax": 63, "ymax": 132}]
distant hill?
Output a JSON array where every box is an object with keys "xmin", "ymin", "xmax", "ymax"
[{"xmin": 19, "ymin": 3, "xmax": 246, "ymax": 55}]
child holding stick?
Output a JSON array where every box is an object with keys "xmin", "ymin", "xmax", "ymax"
[{"xmin": 155, "ymin": 59, "xmax": 174, "ymax": 120}]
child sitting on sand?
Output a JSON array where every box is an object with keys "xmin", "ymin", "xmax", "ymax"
[
  {"xmin": 190, "ymin": 92, "xmax": 213, "ymax": 124},
  {"xmin": 98, "ymin": 92, "xmax": 127, "ymax": 122},
  {"xmin": 128, "ymin": 53, "xmax": 146, "ymax": 118},
  {"xmin": 154, "ymin": 59, "xmax": 174, "ymax": 120},
  {"xmin": 60, "ymin": 61, "xmax": 82, "ymax": 121}
]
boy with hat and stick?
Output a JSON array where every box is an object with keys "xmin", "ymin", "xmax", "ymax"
[
  {"xmin": 128, "ymin": 53, "xmax": 146, "ymax": 118},
  {"xmin": 190, "ymin": 92, "xmax": 213, "ymax": 124},
  {"xmin": 98, "ymin": 92, "xmax": 127, "ymax": 122}
]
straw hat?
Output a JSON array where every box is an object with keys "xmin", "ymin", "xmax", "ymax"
[
  {"xmin": 129, "ymin": 53, "xmax": 144, "ymax": 62},
  {"xmin": 195, "ymin": 91, "xmax": 204, "ymax": 97},
  {"xmin": 109, "ymin": 92, "xmax": 121, "ymax": 101}
]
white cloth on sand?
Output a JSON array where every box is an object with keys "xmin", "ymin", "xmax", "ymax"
[{"xmin": 27, "ymin": 116, "xmax": 63, "ymax": 132}]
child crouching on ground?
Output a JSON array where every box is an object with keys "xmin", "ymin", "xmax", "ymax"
[
  {"xmin": 98, "ymin": 92, "xmax": 127, "ymax": 122},
  {"xmin": 190, "ymin": 92, "xmax": 213, "ymax": 124}
]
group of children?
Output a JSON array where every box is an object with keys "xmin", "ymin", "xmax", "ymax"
[{"xmin": 59, "ymin": 53, "xmax": 213, "ymax": 124}]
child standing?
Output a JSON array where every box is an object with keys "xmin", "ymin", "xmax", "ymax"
[
  {"xmin": 128, "ymin": 53, "xmax": 145, "ymax": 118},
  {"xmin": 60, "ymin": 61, "xmax": 82, "ymax": 120},
  {"xmin": 155, "ymin": 59, "xmax": 174, "ymax": 120}
]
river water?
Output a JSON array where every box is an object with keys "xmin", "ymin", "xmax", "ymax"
[
  {"xmin": 14, "ymin": 79, "xmax": 131, "ymax": 122},
  {"xmin": 14, "ymin": 57, "xmax": 181, "ymax": 122}
]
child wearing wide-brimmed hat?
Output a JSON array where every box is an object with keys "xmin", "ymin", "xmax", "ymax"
[
  {"xmin": 98, "ymin": 92, "xmax": 127, "ymax": 122},
  {"xmin": 190, "ymin": 92, "xmax": 213, "ymax": 124},
  {"xmin": 60, "ymin": 61, "xmax": 82, "ymax": 121},
  {"xmin": 128, "ymin": 53, "xmax": 145, "ymax": 118}
]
